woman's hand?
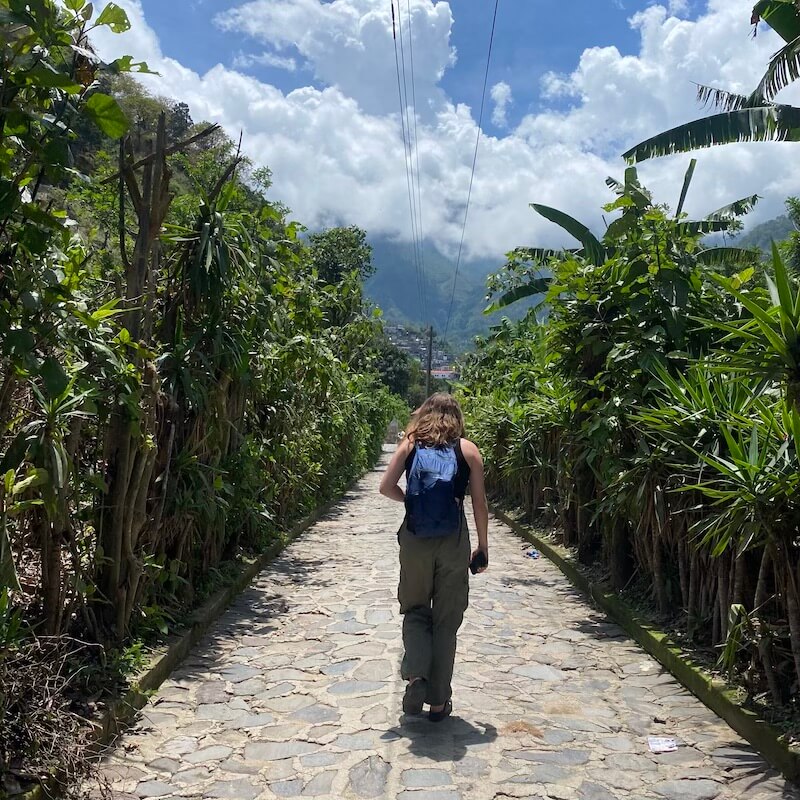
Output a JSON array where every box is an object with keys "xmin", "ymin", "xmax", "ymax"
[{"xmin": 471, "ymin": 546, "xmax": 489, "ymax": 573}]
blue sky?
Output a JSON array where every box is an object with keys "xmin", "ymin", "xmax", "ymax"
[
  {"xmin": 136, "ymin": 0, "xmax": 691, "ymax": 133},
  {"xmin": 96, "ymin": 0, "xmax": 796, "ymax": 258}
]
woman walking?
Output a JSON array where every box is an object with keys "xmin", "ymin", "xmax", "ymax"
[{"xmin": 379, "ymin": 394, "xmax": 489, "ymax": 721}]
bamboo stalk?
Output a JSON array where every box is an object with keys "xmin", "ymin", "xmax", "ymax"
[
  {"xmin": 780, "ymin": 551, "xmax": 800, "ymax": 692},
  {"xmin": 718, "ymin": 553, "xmax": 730, "ymax": 643}
]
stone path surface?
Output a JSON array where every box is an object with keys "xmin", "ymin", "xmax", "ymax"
[{"xmin": 98, "ymin": 448, "xmax": 799, "ymax": 800}]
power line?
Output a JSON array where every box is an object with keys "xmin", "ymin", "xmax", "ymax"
[
  {"xmin": 443, "ymin": 0, "xmax": 500, "ymax": 342},
  {"xmin": 405, "ymin": 0, "xmax": 428, "ymax": 326},
  {"xmin": 391, "ymin": 1, "xmax": 426, "ymax": 322},
  {"xmin": 396, "ymin": 0, "xmax": 428, "ymax": 325}
]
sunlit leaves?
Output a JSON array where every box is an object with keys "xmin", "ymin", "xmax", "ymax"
[
  {"xmin": 623, "ymin": 105, "xmax": 800, "ymax": 164},
  {"xmin": 83, "ymin": 93, "xmax": 130, "ymax": 138},
  {"xmin": 95, "ymin": 2, "xmax": 131, "ymax": 32}
]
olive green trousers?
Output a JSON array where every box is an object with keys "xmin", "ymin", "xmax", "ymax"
[{"xmin": 397, "ymin": 516, "xmax": 470, "ymax": 707}]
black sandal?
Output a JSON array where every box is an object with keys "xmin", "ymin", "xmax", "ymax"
[
  {"xmin": 402, "ymin": 678, "xmax": 428, "ymax": 715},
  {"xmin": 429, "ymin": 699, "xmax": 452, "ymax": 722}
]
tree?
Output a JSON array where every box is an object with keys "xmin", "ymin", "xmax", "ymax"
[
  {"xmin": 309, "ymin": 225, "xmax": 374, "ymax": 285},
  {"xmin": 373, "ymin": 335, "xmax": 413, "ymax": 398},
  {"xmin": 783, "ymin": 197, "xmax": 800, "ymax": 273},
  {"xmin": 169, "ymin": 101, "xmax": 193, "ymax": 140},
  {"xmin": 623, "ymin": 1, "xmax": 800, "ymax": 163}
]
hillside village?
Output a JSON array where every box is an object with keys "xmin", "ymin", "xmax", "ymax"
[{"xmin": 384, "ymin": 324, "xmax": 460, "ymax": 380}]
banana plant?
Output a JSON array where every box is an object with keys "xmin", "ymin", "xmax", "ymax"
[
  {"xmin": 624, "ymin": 1, "xmax": 800, "ymax": 162},
  {"xmin": 486, "ymin": 164, "xmax": 760, "ymax": 313}
]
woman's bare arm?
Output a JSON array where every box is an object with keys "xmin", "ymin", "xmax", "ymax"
[
  {"xmin": 379, "ymin": 437, "xmax": 413, "ymax": 503},
  {"xmin": 462, "ymin": 439, "xmax": 489, "ymax": 569}
]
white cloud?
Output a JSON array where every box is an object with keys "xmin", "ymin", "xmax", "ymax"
[
  {"xmin": 90, "ymin": 0, "xmax": 800, "ymax": 262},
  {"xmin": 232, "ymin": 51, "xmax": 299, "ymax": 72},
  {"xmin": 490, "ymin": 81, "xmax": 512, "ymax": 128},
  {"xmin": 668, "ymin": 0, "xmax": 690, "ymax": 16},
  {"xmin": 214, "ymin": 0, "xmax": 455, "ymax": 117}
]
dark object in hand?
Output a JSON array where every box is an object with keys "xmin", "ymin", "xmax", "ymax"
[{"xmin": 469, "ymin": 550, "xmax": 488, "ymax": 575}]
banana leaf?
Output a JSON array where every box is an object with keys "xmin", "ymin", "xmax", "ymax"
[
  {"xmin": 753, "ymin": 34, "xmax": 800, "ymax": 103},
  {"xmin": 753, "ymin": 0, "xmax": 800, "ymax": 44},
  {"xmin": 695, "ymin": 83, "xmax": 751, "ymax": 112},
  {"xmin": 696, "ymin": 247, "xmax": 761, "ymax": 267},
  {"xmin": 484, "ymin": 277, "xmax": 551, "ymax": 314},
  {"xmin": 706, "ymin": 195, "xmax": 761, "ymax": 221},
  {"xmin": 675, "ymin": 158, "xmax": 697, "ymax": 218},
  {"xmin": 678, "ymin": 219, "xmax": 735, "ymax": 235},
  {"xmin": 623, "ymin": 105, "xmax": 800, "ymax": 163},
  {"xmin": 507, "ymin": 247, "xmax": 572, "ymax": 264},
  {"xmin": 531, "ymin": 204, "xmax": 605, "ymax": 266}
]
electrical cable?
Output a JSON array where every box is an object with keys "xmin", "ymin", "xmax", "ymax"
[
  {"xmin": 396, "ymin": 0, "xmax": 428, "ymax": 325},
  {"xmin": 405, "ymin": 0, "xmax": 429, "ymax": 327},
  {"xmin": 391, "ymin": 1, "xmax": 427, "ymax": 321},
  {"xmin": 442, "ymin": 0, "xmax": 500, "ymax": 342}
]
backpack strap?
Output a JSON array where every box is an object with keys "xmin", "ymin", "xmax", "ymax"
[
  {"xmin": 453, "ymin": 439, "xmax": 470, "ymax": 500},
  {"xmin": 404, "ymin": 441, "xmax": 419, "ymax": 479}
]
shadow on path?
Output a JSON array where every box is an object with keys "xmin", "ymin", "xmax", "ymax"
[
  {"xmin": 160, "ymin": 500, "xmax": 359, "ymax": 687},
  {"xmin": 380, "ymin": 715, "xmax": 498, "ymax": 763}
]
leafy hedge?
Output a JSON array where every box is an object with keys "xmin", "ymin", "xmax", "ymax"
[
  {"xmin": 460, "ymin": 167, "xmax": 800, "ymax": 715},
  {"xmin": 0, "ymin": 2, "xmax": 403, "ymax": 647}
]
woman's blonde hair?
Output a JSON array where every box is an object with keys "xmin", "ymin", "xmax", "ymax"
[{"xmin": 406, "ymin": 393, "xmax": 465, "ymax": 447}]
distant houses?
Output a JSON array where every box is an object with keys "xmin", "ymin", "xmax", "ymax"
[
  {"xmin": 432, "ymin": 368, "xmax": 460, "ymax": 381},
  {"xmin": 385, "ymin": 324, "xmax": 458, "ymax": 375}
]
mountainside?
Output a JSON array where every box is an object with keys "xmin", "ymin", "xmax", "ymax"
[
  {"xmin": 734, "ymin": 214, "xmax": 795, "ymax": 253},
  {"xmin": 367, "ymin": 213, "xmax": 799, "ymax": 350},
  {"xmin": 366, "ymin": 238, "xmax": 538, "ymax": 349}
]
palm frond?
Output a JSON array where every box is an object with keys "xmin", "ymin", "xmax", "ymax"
[
  {"xmin": 695, "ymin": 83, "xmax": 750, "ymax": 112},
  {"xmin": 706, "ymin": 194, "xmax": 761, "ymax": 221},
  {"xmin": 753, "ymin": 35, "xmax": 800, "ymax": 104},
  {"xmin": 622, "ymin": 105, "xmax": 800, "ymax": 163}
]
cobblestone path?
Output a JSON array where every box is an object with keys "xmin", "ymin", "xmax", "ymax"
[{"xmin": 99, "ymin": 449, "xmax": 799, "ymax": 800}]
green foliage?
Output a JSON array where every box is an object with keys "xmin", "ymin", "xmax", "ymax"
[
  {"xmin": 781, "ymin": 197, "xmax": 800, "ymax": 274},
  {"xmin": 461, "ymin": 167, "xmax": 800, "ymax": 709},
  {"xmin": 0, "ymin": 0, "xmax": 402, "ymax": 679},
  {"xmin": 309, "ymin": 225, "xmax": 375, "ymax": 285},
  {"xmin": 0, "ymin": 0, "xmax": 135, "ymax": 260},
  {"xmin": 0, "ymin": 5, "xmax": 407, "ymax": 791},
  {"xmin": 0, "ymin": 589, "xmax": 24, "ymax": 651},
  {"xmin": 372, "ymin": 334, "xmax": 415, "ymax": 398}
]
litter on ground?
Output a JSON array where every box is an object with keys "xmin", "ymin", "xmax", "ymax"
[{"xmin": 648, "ymin": 736, "xmax": 678, "ymax": 753}]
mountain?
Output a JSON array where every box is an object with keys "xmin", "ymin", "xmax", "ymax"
[
  {"xmin": 366, "ymin": 237, "xmax": 538, "ymax": 350},
  {"xmin": 733, "ymin": 214, "xmax": 795, "ymax": 253},
  {"xmin": 367, "ymin": 211, "xmax": 799, "ymax": 350}
]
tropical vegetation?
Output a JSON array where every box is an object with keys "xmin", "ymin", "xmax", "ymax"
[
  {"xmin": 0, "ymin": 1, "xmax": 405, "ymax": 791},
  {"xmin": 459, "ymin": 161, "xmax": 800, "ymax": 718},
  {"xmin": 459, "ymin": 0, "xmax": 800, "ymax": 725}
]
